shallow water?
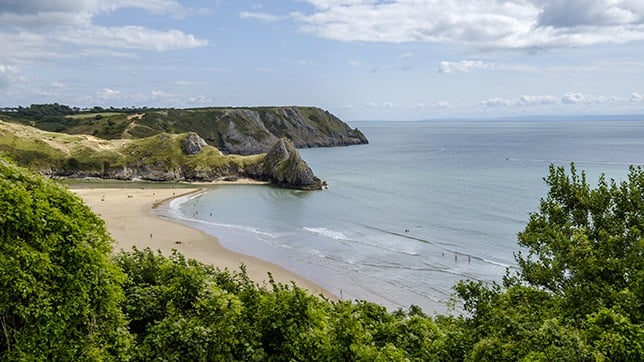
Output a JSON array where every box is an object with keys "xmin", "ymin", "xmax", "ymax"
[{"xmin": 159, "ymin": 119, "xmax": 644, "ymax": 314}]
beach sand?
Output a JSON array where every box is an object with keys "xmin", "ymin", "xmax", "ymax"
[{"xmin": 72, "ymin": 186, "xmax": 334, "ymax": 298}]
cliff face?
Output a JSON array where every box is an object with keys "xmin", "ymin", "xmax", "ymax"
[
  {"xmin": 136, "ymin": 106, "xmax": 368, "ymax": 155},
  {"xmin": 0, "ymin": 105, "xmax": 366, "ymax": 190},
  {"xmin": 95, "ymin": 136, "xmax": 324, "ymax": 189},
  {"xmin": 246, "ymin": 138, "xmax": 325, "ymax": 190},
  {"xmin": 3, "ymin": 105, "xmax": 368, "ymax": 156},
  {"xmin": 0, "ymin": 121, "xmax": 324, "ymax": 190}
]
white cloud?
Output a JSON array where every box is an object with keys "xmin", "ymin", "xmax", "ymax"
[
  {"xmin": 239, "ymin": 11, "xmax": 285, "ymax": 22},
  {"xmin": 631, "ymin": 92, "xmax": 644, "ymax": 102},
  {"xmin": 75, "ymin": 88, "xmax": 215, "ymax": 109},
  {"xmin": 0, "ymin": 65, "xmax": 22, "ymax": 89},
  {"xmin": 480, "ymin": 92, "xmax": 622, "ymax": 108},
  {"xmin": 0, "ymin": 0, "xmax": 206, "ymax": 63},
  {"xmin": 294, "ymin": 0, "xmax": 644, "ymax": 49},
  {"xmin": 0, "ymin": 1, "xmax": 188, "ymax": 29},
  {"xmin": 483, "ymin": 98, "xmax": 515, "ymax": 107},
  {"xmin": 435, "ymin": 101, "xmax": 451, "ymax": 109},
  {"xmin": 438, "ymin": 60, "xmax": 493, "ymax": 73},
  {"xmin": 537, "ymin": 0, "xmax": 644, "ymax": 28},
  {"xmin": 438, "ymin": 60, "xmax": 540, "ymax": 74},
  {"xmin": 62, "ymin": 26, "xmax": 207, "ymax": 51},
  {"xmin": 96, "ymin": 88, "xmax": 122, "ymax": 100},
  {"xmin": 173, "ymin": 80, "xmax": 197, "ymax": 87},
  {"xmin": 188, "ymin": 95, "xmax": 211, "ymax": 105},
  {"xmin": 0, "ymin": 32, "xmax": 56, "ymax": 64},
  {"xmin": 398, "ymin": 52, "xmax": 414, "ymax": 60},
  {"xmin": 561, "ymin": 92, "xmax": 616, "ymax": 104},
  {"xmin": 516, "ymin": 95, "xmax": 559, "ymax": 106},
  {"xmin": 438, "ymin": 59, "xmax": 644, "ymax": 76},
  {"xmin": 305, "ymin": 0, "xmax": 372, "ymax": 11}
]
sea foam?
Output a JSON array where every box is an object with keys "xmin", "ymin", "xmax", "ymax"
[{"xmin": 302, "ymin": 227, "xmax": 349, "ymax": 241}]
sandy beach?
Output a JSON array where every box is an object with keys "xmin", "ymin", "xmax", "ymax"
[{"xmin": 72, "ymin": 186, "xmax": 334, "ymax": 298}]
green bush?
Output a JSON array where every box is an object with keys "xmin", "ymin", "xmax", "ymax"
[
  {"xmin": 2, "ymin": 159, "xmax": 642, "ymax": 361},
  {"xmin": 0, "ymin": 158, "xmax": 131, "ymax": 360}
]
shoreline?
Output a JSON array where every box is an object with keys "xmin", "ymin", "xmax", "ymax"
[{"xmin": 71, "ymin": 186, "xmax": 335, "ymax": 299}]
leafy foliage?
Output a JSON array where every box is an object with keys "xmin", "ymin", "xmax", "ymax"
[
  {"xmin": 517, "ymin": 165, "xmax": 642, "ymax": 318},
  {"xmin": 0, "ymin": 158, "xmax": 131, "ymax": 361},
  {"xmin": 113, "ymin": 247, "xmax": 455, "ymax": 361},
  {"xmin": 16, "ymin": 103, "xmax": 76, "ymax": 119},
  {"xmin": 2, "ymin": 160, "xmax": 642, "ymax": 360},
  {"xmin": 455, "ymin": 164, "xmax": 643, "ymax": 361}
]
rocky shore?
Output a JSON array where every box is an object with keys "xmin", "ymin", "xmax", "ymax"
[{"xmin": 50, "ymin": 135, "xmax": 326, "ymax": 190}]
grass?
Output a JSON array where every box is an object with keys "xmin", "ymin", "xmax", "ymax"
[
  {"xmin": 3, "ymin": 105, "xmax": 365, "ymax": 156},
  {"xmin": 66, "ymin": 112, "xmax": 122, "ymax": 119},
  {"xmin": 0, "ymin": 119, "xmax": 265, "ymax": 178}
]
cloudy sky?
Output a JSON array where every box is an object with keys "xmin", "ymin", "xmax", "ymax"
[{"xmin": 1, "ymin": 0, "xmax": 644, "ymax": 120}]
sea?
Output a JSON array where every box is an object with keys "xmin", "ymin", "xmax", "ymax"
[{"xmin": 157, "ymin": 119, "xmax": 644, "ymax": 314}]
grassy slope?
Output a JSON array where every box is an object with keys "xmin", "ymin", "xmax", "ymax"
[
  {"xmin": 1, "ymin": 106, "xmax": 363, "ymax": 151},
  {"xmin": 0, "ymin": 120, "xmax": 263, "ymax": 176}
]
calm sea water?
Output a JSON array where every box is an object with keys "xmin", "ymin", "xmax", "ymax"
[{"xmin": 159, "ymin": 119, "xmax": 644, "ymax": 314}]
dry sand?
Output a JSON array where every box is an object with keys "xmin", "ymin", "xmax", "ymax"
[{"xmin": 72, "ymin": 186, "xmax": 334, "ymax": 298}]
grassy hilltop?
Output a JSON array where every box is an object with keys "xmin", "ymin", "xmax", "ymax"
[
  {"xmin": 0, "ymin": 103, "xmax": 365, "ymax": 188},
  {"xmin": 2, "ymin": 104, "xmax": 368, "ymax": 155},
  {"xmin": 0, "ymin": 120, "xmax": 260, "ymax": 179},
  {"xmin": 0, "ymin": 120, "xmax": 324, "ymax": 188}
]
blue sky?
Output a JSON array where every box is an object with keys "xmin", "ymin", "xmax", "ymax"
[{"xmin": 1, "ymin": 0, "xmax": 644, "ymax": 121}]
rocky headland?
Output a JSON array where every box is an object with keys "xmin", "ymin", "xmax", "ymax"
[
  {"xmin": 4, "ymin": 104, "xmax": 368, "ymax": 155},
  {"xmin": 249, "ymin": 138, "xmax": 325, "ymax": 190},
  {"xmin": 0, "ymin": 104, "xmax": 366, "ymax": 190}
]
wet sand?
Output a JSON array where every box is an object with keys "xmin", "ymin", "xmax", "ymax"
[{"xmin": 72, "ymin": 187, "xmax": 334, "ymax": 298}]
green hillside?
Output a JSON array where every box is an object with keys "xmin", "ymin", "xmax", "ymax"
[
  {"xmin": 0, "ymin": 120, "xmax": 324, "ymax": 188},
  {"xmin": 1, "ymin": 104, "xmax": 368, "ymax": 155},
  {"xmin": 0, "ymin": 120, "xmax": 261, "ymax": 179}
]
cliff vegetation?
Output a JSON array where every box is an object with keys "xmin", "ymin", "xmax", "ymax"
[
  {"xmin": 2, "ymin": 104, "xmax": 368, "ymax": 155},
  {"xmin": 0, "ymin": 120, "xmax": 323, "ymax": 189}
]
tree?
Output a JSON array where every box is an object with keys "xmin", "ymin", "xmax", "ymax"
[
  {"xmin": 114, "ymin": 248, "xmax": 247, "ymax": 361},
  {"xmin": 3, "ymin": 157, "xmax": 640, "ymax": 360},
  {"xmin": 455, "ymin": 164, "xmax": 643, "ymax": 361},
  {"xmin": 0, "ymin": 158, "xmax": 131, "ymax": 360},
  {"xmin": 516, "ymin": 164, "xmax": 643, "ymax": 322}
]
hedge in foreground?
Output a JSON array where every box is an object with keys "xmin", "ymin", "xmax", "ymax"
[
  {"xmin": 0, "ymin": 158, "xmax": 131, "ymax": 360},
  {"xmin": 114, "ymin": 247, "xmax": 459, "ymax": 361},
  {"xmin": 1, "ymin": 159, "xmax": 642, "ymax": 361}
]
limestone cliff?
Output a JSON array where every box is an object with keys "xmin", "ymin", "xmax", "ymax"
[
  {"xmin": 0, "ymin": 121, "xmax": 325, "ymax": 190},
  {"xmin": 2, "ymin": 105, "xmax": 368, "ymax": 156},
  {"xmin": 246, "ymin": 138, "xmax": 325, "ymax": 190},
  {"xmin": 133, "ymin": 106, "xmax": 368, "ymax": 155}
]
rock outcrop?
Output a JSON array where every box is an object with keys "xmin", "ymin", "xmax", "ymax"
[
  {"xmin": 247, "ymin": 138, "xmax": 325, "ymax": 190},
  {"xmin": 138, "ymin": 106, "xmax": 369, "ymax": 155},
  {"xmin": 4, "ymin": 104, "xmax": 369, "ymax": 190},
  {"xmin": 4, "ymin": 105, "xmax": 368, "ymax": 156},
  {"xmin": 0, "ymin": 121, "xmax": 327, "ymax": 189},
  {"xmin": 181, "ymin": 132, "xmax": 207, "ymax": 155}
]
